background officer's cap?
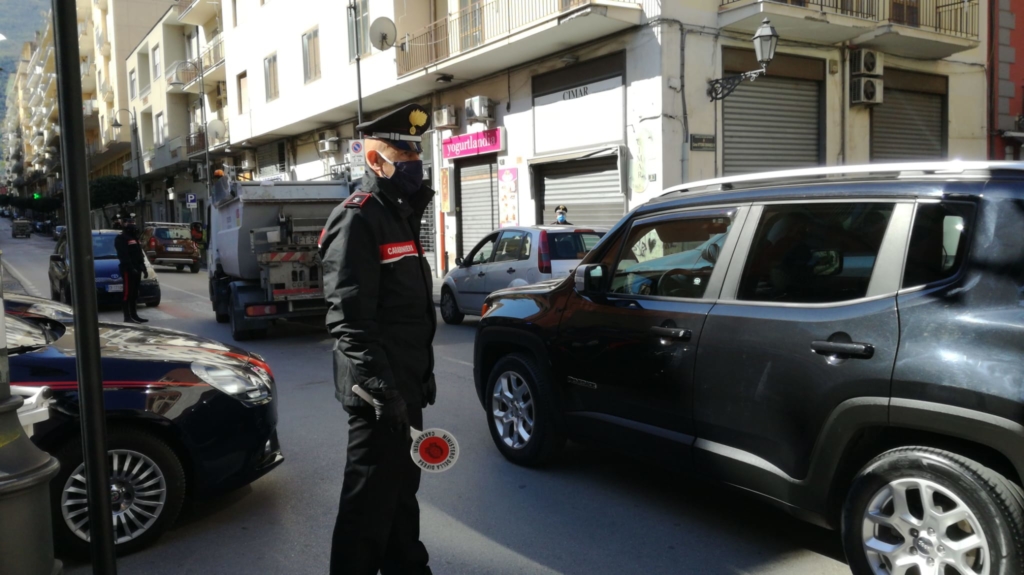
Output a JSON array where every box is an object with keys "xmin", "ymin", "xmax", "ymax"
[
  {"xmin": 357, "ymin": 103, "xmax": 431, "ymax": 153},
  {"xmin": 555, "ymin": 205, "xmax": 568, "ymax": 214}
]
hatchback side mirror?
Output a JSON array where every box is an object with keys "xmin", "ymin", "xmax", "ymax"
[
  {"xmin": 455, "ymin": 256, "xmax": 464, "ymax": 267},
  {"xmin": 701, "ymin": 243, "xmax": 721, "ymax": 264},
  {"xmin": 574, "ymin": 264, "xmax": 606, "ymax": 296}
]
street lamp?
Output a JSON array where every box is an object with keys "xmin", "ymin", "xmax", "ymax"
[
  {"xmin": 169, "ymin": 59, "xmax": 212, "ymax": 217},
  {"xmin": 707, "ymin": 18, "xmax": 780, "ymax": 101},
  {"xmin": 112, "ymin": 108, "xmax": 144, "ymax": 230}
]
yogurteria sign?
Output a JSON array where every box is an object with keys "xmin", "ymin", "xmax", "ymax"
[{"xmin": 442, "ymin": 128, "xmax": 505, "ymax": 159}]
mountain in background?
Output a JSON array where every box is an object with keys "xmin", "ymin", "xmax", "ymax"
[{"xmin": 1, "ymin": 0, "xmax": 50, "ymax": 127}]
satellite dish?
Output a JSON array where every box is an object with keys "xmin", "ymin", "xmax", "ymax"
[
  {"xmin": 207, "ymin": 119, "xmax": 226, "ymax": 141},
  {"xmin": 368, "ymin": 17, "xmax": 397, "ymax": 51}
]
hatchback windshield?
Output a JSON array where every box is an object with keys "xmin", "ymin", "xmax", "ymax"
[
  {"xmin": 93, "ymin": 234, "xmax": 118, "ymax": 259},
  {"xmin": 156, "ymin": 228, "xmax": 191, "ymax": 240}
]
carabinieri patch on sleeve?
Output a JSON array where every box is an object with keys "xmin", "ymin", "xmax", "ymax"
[
  {"xmin": 344, "ymin": 192, "xmax": 372, "ymax": 208},
  {"xmin": 379, "ymin": 241, "xmax": 421, "ymax": 264}
]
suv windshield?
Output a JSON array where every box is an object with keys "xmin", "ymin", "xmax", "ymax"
[
  {"xmin": 6, "ymin": 314, "xmax": 52, "ymax": 352},
  {"xmin": 93, "ymin": 234, "xmax": 119, "ymax": 259},
  {"xmin": 548, "ymin": 232, "xmax": 605, "ymax": 260},
  {"xmin": 155, "ymin": 228, "xmax": 191, "ymax": 240}
]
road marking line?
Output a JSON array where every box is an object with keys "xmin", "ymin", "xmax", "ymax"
[
  {"xmin": 441, "ymin": 356, "xmax": 473, "ymax": 367},
  {"xmin": 157, "ymin": 280, "xmax": 208, "ymax": 300},
  {"xmin": 1, "ymin": 258, "xmax": 42, "ymax": 297}
]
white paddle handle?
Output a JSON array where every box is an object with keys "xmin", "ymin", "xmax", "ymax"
[{"xmin": 352, "ymin": 384, "xmax": 421, "ymax": 439}]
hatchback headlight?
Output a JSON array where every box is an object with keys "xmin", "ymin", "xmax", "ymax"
[{"xmin": 191, "ymin": 362, "xmax": 270, "ymax": 402}]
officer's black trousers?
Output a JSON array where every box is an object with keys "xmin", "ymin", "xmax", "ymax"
[
  {"xmin": 330, "ymin": 405, "xmax": 431, "ymax": 575},
  {"xmin": 120, "ymin": 268, "xmax": 140, "ymax": 304}
]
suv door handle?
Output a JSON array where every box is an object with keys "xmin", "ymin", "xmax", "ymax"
[
  {"xmin": 507, "ymin": 267, "xmax": 516, "ymax": 274},
  {"xmin": 811, "ymin": 341, "xmax": 874, "ymax": 359},
  {"xmin": 650, "ymin": 326, "xmax": 692, "ymax": 341}
]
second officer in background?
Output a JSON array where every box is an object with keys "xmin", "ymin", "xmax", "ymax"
[{"xmin": 114, "ymin": 216, "xmax": 149, "ymax": 324}]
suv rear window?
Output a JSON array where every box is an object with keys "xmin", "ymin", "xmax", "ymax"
[
  {"xmin": 548, "ymin": 232, "xmax": 605, "ymax": 260},
  {"xmin": 155, "ymin": 228, "xmax": 191, "ymax": 240},
  {"xmin": 902, "ymin": 202, "xmax": 974, "ymax": 288}
]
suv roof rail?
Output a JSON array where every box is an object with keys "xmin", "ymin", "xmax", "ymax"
[{"xmin": 660, "ymin": 161, "xmax": 1024, "ymax": 197}]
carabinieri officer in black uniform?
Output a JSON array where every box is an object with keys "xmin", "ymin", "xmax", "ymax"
[
  {"xmin": 320, "ymin": 103, "xmax": 437, "ymax": 575},
  {"xmin": 114, "ymin": 216, "xmax": 149, "ymax": 324}
]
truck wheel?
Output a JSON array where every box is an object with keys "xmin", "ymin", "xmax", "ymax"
[
  {"xmin": 440, "ymin": 287, "xmax": 464, "ymax": 325},
  {"xmin": 51, "ymin": 427, "xmax": 186, "ymax": 558},
  {"xmin": 229, "ymin": 293, "xmax": 252, "ymax": 341},
  {"xmin": 842, "ymin": 447, "xmax": 1024, "ymax": 575},
  {"xmin": 484, "ymin": 353, "xmax": 565, "ymax": 467},
  {"xmin": 215, "ymin": 311, "xmax": 230, "ymax": 324}
]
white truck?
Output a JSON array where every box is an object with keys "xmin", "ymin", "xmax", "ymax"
[{"xmin": 208, "ymin": 179, "xmax": 350, "ymax": 340}]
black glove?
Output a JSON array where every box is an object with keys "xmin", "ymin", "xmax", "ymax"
[
  {"xmin": 422, "ymin": 374, "xmax": 437, "ymax": 408},
  {"xmin": 372, "ymin": 391, "xmax": 409, "ymax": 435}
]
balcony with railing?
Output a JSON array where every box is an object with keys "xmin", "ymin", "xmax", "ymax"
[
  {"xmin": 396, "ymin": 0, "xmax": 642, "ymax": 78},
  {"xmin": 176, "ymin": 0, "xmax": 218, "ymax": 26},
  {"xmin": 200, "ymin": 35, "xmax": 226, "ymax": 72},
  {"xmin": 719, "ymin": 0, "xmax": 979, "ymax": 57},
  {"xmin": 186, "ymin": 131, "xmax": 206, "ymax": 156}
]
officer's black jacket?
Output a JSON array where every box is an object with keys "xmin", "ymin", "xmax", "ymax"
[
  {"xmin": 320, "ymin": 171, "xmax": 436, "ymax": 409},
  {"xmin": 114, "ymin": 231, "xmax": 146, "ymax": 273}
]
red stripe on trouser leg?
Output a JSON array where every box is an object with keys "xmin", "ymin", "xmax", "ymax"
[{"xmin": 123, "ymin": 274, "xmax": 130, "ymax": 302}]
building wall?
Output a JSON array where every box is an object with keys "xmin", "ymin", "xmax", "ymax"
[{"xmin": 993, "ymin": 0, "xmax": 1023, "ymax": 159}]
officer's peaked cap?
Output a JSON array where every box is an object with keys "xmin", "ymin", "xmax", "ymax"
[{"xmin": 357, "ymin": 103, "xmax": 431, "ymax": 153}]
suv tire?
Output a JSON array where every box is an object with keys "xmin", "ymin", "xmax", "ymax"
[
  {"xmin": 842, "ymin": 446, "xmax": 1024, "ymax": 575},
  {"xmin": 51, "ymin": 427, "xmax": 186, "ymax": 558},
  {"xmin": 440, "ymin": 287, "xmax": 464, "ymax": 325},
  {"xmin": 189, "ymin": 263, "xmax": 201, "ymax": 273},
  {"xmin": 485, "ymin": 354, "xmax": 565, "ymax": 467}
]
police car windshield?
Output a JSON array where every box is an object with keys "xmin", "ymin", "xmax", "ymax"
[{"xmin": 93, "ymin": 234, "xmax": 118, "ymax": 259}]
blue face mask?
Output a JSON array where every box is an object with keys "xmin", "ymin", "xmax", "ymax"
[
  {"xmin": 556, "ymin": 213, "xmax": 566, "ymax": 223},
  {"xmin": 380, "ymin": 153, "xmax": 424, "ymax": 195}
]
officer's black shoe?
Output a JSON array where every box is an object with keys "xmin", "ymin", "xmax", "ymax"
[
  {"xmin": 123, "ymin": 303, "xmax": 144, "ymax": 324},
  {"xmin": 130, "ymin": 303, "xmax": 149, "ymax": 323}
]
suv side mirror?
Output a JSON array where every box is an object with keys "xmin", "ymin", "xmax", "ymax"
[
  {"xmin": 574, "ymin": 264, "xmax": 606, "ymax": 296},
  {"xmin": 455, "ymin": 256, "xmax": 464, "ymax": 267}
]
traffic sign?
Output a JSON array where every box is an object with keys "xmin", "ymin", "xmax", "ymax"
[
  {"xmin": 186, "ymin": 193, "xmax": 198, "ymax": 208},
  {"xmin": 349, "ymin": 139, "xmax": 365, "ymax": 166}
]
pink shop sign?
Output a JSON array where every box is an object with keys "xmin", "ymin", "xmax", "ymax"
[{"xmin": 442, "ymin": 128, "xmax": 505, "ymax": 159}]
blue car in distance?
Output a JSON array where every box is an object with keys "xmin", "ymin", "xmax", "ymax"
[{"xmin": 48, "ymin": 230, "xmax": 161, "ymax": 307}]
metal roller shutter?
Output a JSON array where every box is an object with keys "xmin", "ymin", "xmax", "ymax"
[
  {"xmin": 419, "ymin": 197, "xmax": 436, "ymax": 275},
  {"xmin": 458, "ymin": 162, "xmax": 498, "ymax": 255},
  {"xmin": 540, "ymin": 157, "xmax": 623, "ymax": 229},
  {"xmin": 871, "ymin": 89, "xmax": 944, "ymax": 161},
  {"xmin": 723, "ymin": 76, "xmax": 821, "ymax": 176}
]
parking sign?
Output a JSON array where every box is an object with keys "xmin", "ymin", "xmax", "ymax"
[{"xmin": 186, "ymin": 193, "xmax": 198, "ymax": 208}]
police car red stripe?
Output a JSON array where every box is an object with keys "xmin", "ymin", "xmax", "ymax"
[{"xmin": 380, "ymin": 241, "xmax": 420, "ymax": 264}]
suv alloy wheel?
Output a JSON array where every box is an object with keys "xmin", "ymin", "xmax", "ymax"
[
  {"xmin": 485, "ymin": 354, "xmax": 565, "ymax": 466},
  {"xmin": 842, "ymin": 447, "xmax": 1024, "ymax": 575}
]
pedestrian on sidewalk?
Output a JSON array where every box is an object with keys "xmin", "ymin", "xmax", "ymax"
[
  {"xmin": 114, "ymin": 217, "xmax": 149, "ymax": 324},
  {"xmin": 320, "ymin": 103, "xmax": 436, "ymax": 575}
]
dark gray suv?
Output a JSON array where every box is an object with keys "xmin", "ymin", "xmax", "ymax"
[{"xmin": 474, "ymin": 162, "xmax": 1024, "ymax": 574}]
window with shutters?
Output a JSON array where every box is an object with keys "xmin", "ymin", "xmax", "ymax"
[
  {"xmin": 129, "ymin": 69, "xmax": 137, "ymax": 99},
  {"xmin": 303, "ymin": 28, "xmax": 321, "ymax": 84},
  {"xmin": 152, "ymin": 45, "xmax": 160, "ymax": 81},
  {"xmin": 347, "ymin": 0, "xmax": 370, "ymax": 62},
  {"xmin": 264, "ymin": 53, "xmax": 279, "ymax": 102},
  {"xmin": 237, "ymin": 71, "xmax": 248, "ymax": 114}
]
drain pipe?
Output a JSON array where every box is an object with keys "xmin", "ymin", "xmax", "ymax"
[{"xmin": 680, "ymin": 29, "xmax": 690, "ymax": 183}]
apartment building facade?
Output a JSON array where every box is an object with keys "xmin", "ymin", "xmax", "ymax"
[{"xmin": 126, "ymin": 0, "xmax": 229, "ymax": 223}]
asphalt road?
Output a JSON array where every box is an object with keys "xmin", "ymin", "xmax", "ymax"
[{"xmin": 0, "ymin": 219, "xmax": 851, "ymax": 574}]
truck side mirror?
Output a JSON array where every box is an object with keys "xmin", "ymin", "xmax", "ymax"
[{"xmin": 574, "ymin": 264, "xmax": 606, "ymax": 296}]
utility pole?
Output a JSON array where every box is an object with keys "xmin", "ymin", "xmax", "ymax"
[
  {"xmin": 51, "ymin": 0, "xmax": 119, "ymax": 572},
  {"xmin": 349, "ymin": 0, "xmax": 364, "ymax": 124}
]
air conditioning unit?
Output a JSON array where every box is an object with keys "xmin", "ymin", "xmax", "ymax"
[
  {"xmin": 850, "ymin": 77, "xmax": 883, "ymax": 106},
  {"xmin": 850, "ymin": 49, "xmax": 883, "ymax": 77},
  {"xmin": 465, "ymin": 96, "xmax": 492, "ymax": 122},
  {"xmin": 317, "ymin": 129, "xmax": 339, "ymax": 143},
  {"xmin": 241, "ymin": 151, "xmax": 256, "ymax": 170},
  {"xmin": 433, "ymin": 105, "xmax": 458, "ymax": 129},
  {"xmin": 319, "ymin": 140, "xmax": 339, "ymax": 153}
]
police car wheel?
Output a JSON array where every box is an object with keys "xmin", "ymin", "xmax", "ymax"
[
  {"xmin": 485, "ymin": 353, "xmax": 565, "ymax": 467},
  {"xmin": 50, "ymin": 427, "xmax": 186, "ymax": 558},
  {"xmin": 842, "ymin": 447, "xmax": 1024, "ymax": 575},
  {"xmin": 440, "ymin": 287, "xmax": 464, "ymax": 325}
]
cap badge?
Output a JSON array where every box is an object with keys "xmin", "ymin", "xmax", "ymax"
[{"xmin": 409, "ymin": 109, "xmax": 428, "ymax": 135}]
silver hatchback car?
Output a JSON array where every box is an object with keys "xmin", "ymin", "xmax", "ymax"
[{"xmin": 440, "ymin": 225, "xmax": 606, "ymax": 324}]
